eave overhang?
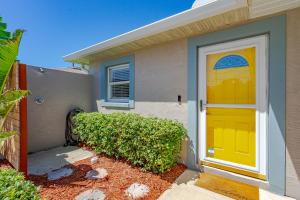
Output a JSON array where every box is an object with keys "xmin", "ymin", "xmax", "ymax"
[{"xmin": 64, "ymin": 0, "xmax": 249, "ymax": 64}]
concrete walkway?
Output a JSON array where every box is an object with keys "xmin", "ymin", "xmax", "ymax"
[
  {"xmin": 159, "ymin": 170, "xmax": 295, "ymax": 200},
  {"xmin": 28, "ymin": 146, "xmax": 93, "ymax": 175},
  {"xmin": 159, "ymin": 170, "xmax": 232, "ymax": 200}
]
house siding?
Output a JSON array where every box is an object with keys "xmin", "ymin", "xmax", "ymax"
[{"xmin": 286, "ymin": 7, "xmax": 300, "ymax": 199}]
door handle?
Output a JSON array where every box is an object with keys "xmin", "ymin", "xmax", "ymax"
[{"xmin": 200, "ymin": 100, "xmax": 205, "ymax": 112}]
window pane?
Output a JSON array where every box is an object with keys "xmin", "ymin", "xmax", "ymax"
[
  {"xmin": 110, "ymin": 66, "xmax": 129, "ymax": 82},
  {"xmin": 111, "ymin": 83, "xmax": 129, "ymax": 98},
  {"xmin": 206, "ymin": 47, "xmax": 256, "ymax": 104}
]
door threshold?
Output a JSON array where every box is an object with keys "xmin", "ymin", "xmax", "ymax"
[
  {"xmin": 201, "ymin": 160, "xmax": 266, "ymax": 180},
  {"xmin": 196, "ymin": 172, "xmax": 259, "ymax": 200}
]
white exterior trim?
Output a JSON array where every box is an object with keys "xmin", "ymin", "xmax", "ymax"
[
  {"xmin": 63, "ymin": 0, "xmax": 247, "ymax": 62},
  {"xmin": 192, "ymin": 0, "xmax": 218, "ymax": 8},
  {"xmin": 198, "ymin": 35, "xmax": 268, "ymax": 177},
  {"xmin": 107, "ymin": 64, "xmax": 130, "ymax": 102},
  {"xmin": 249, "ymin": 0, "xmax": 300, "ymax": 18}
]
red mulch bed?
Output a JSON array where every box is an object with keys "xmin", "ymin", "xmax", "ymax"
[
  {"xmin": 0, "ymin": 159, "xmax": 13, "ymax": 169},
  {"xmin": 29, "ymin": 154, "xmax": 186, "ymax": 200}
]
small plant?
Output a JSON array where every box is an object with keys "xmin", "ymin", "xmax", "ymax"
[
  {"xmin": 0, "ymin": 169, "xmax": 41, "ymax": 200},
  {"xmin": 73, "ymin": 112, "xmax": 187, "ymax": 173}
]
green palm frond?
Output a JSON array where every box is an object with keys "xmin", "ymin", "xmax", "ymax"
[{"xmin": 0, "ymin": 29, "xmax": 24, "ymax": 93}]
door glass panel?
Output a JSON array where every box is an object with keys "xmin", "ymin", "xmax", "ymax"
[{"xmin": 206, "ymin": 47, "xmax": 256, "ymax": 104}]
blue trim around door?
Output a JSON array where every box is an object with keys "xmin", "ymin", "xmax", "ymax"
[{"xmin": 187, "ymin": 15, "xmax": 286, "ymax": 194}]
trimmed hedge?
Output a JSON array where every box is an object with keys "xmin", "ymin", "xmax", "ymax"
[
  {"xmin": 0, "ymin": 169, "xmax": 41, "ymax": 200},
  {"xmin": 73, "ymin": 112, "xmax": 186, "ymax": 173}
]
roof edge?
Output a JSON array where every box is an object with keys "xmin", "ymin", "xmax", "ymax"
[{"xmin": 64, "ymin": 0, "xmax": 248, "ymax": 63}]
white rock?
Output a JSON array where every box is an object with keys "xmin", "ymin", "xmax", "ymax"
[
  {"xmin": 125, "ymin": 183, "xmax": 150, "ymax": 199},
  {"xmin": 85, "ymin": 168, "xmax": 108, "ymax": 180},
  {"xmin": 90, "ymin": 156, "xmax": 99, "ymax": 164},
  {"xmin": 75, "ymin": 189, "xmax": 105, "ymax": 200},
  {"xmin": 47, "ymin": 167, "xmax": 73, "ymax": 181}
]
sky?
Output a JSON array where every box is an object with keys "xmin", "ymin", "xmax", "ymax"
[{"xmin": 0, "ymin": 0, "xmax": 194, "ymax": 68}]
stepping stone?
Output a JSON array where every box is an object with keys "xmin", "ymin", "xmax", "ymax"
[
  {"xmin": 85, "ymin": 168, "xmax": 108, "ymax": 180},
  {"xmin": 90, "ymin": 156, "xmax": 99, "ymax": 164},
  {"xmin": 47, "ymin": 167, "xmax": 73, "ymax": 181},
  {"xmin": 125, "ymin": 183, "xmax": 150, "ymax": 199},
  {"xmin": 75, "ymin": 189, "xmax": 105, "ymax": 200}
]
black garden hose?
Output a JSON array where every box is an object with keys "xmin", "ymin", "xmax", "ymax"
[{"xmin": 64, "ymin": 107, "xmax": 84, "ymax": 146}]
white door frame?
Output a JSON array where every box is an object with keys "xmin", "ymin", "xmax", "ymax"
[{"xmin": 198, "ymin": 35, "xmax": 268, "ymax": 177}]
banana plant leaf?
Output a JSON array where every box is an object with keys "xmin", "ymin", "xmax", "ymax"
[
  {"xmin": 0, "ymin": 90, "xmax": 29, "ymax": 129},
  {"xmin": 0, "ymin": 29, "xmax": 24, "ymax": 93},
  {"xmin": 0, "ymin": 17, "xmax": 10, "ymax": 40},
  {"xmin": 0, "ymin": 17, "xmax": 27, "ymax": 143},
  {"xmin": 0, "ymin": 131, "xmax": 16, "ymax": 141}
]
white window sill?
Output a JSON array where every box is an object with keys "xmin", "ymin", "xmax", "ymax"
[{"xmin": 100, "ymin": 100, "xmax": 134, "ymax": 109}]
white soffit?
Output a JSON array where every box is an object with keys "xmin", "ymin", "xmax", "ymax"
[
  {"xmin": 64, "ymin": 0, "xmax": 248, "ymax": 63},
  {"xmin": 249, "ymin": 0, "xmax": 300, "ymax": 18}
]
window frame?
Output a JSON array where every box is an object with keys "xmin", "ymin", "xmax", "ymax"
[
  {"xmin": 99, "ymin": 55, "xmax": 135, "ymax": 109},
  {"xmin": 107, "ymin": 64, "xmax": 130, "ymax": 102}
]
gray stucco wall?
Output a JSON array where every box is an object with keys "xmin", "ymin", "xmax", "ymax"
[
  {"xmin": 90, "ymin": 39, "xmax": 188, "ymax": 127},
  {"xmin": 27, "ymin": 66, "xmax": 92, "ymax": 153},
  {"xmin": 286, "ymin": 7, "xmax": 300, "ymax": 199},
  {"xmin": 89, "ymin": 39, "xmax": 189, "ymax": 164}
]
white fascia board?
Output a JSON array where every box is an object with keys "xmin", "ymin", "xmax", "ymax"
[
  {"xmin": 250, "ymin": 0, "xmax": 300, "ymax": 18},
  {"xmin": 192, "ymin": 0, "xmax": 219, "ymax": 8},
  {"xmin": 63, "ymin": 0, "xmax": 247, "ymax": 62}
]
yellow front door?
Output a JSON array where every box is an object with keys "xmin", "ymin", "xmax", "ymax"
[
  {"xmin": 205, "ymin": 47, "xmax": 256, "ymax": 168},
  {"xmin": 199, "ymin": 36, "xmax": 268, "ymax": 180}
]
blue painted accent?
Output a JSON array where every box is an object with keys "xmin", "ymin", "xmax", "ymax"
[
  {"xmin": 214, "ymin": 55, "xmax": 249, "ymax": 70},
  {"xmin": 99, "ymin": 55, "xmax": 135, "ymax": 109},
  {"xmin": 188, "ymin": 15, "xmax": 286, "ymax": 194}
]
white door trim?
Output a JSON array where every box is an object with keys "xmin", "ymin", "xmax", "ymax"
[{"xmin": 198, "ymin": 35, "xmax": 268, "ymax": 177}]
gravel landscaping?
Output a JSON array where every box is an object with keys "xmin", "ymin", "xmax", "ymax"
[{"xmin": 29, "ymin": 154, "xmax": 186, "ymax": 200}]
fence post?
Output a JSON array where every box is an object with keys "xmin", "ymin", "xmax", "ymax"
[{"xmin": 19, "ymin": 63, "xmax": 28, "ymax": 176}]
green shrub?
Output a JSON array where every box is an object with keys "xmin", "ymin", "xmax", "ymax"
[
  {"xmin": 74, "ymin": 112, "xmax": 186, "ymax": 173},
  {"xmin": 0, "ymin": 169, "xmax": 41, "ymax": 200}
]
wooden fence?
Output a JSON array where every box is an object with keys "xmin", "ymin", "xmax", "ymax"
[{"xmin": 0, "ymin": 62, "xmax": 28, "ymax": 175}]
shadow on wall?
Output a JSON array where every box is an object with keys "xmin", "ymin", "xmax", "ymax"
[
  {"xmin": 180, "ymin": 136, "xmax": 199, "ymax": 171},
  {"xmin": 26, "ymin": 66, "xmax": 93, "ymax": 153}
]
